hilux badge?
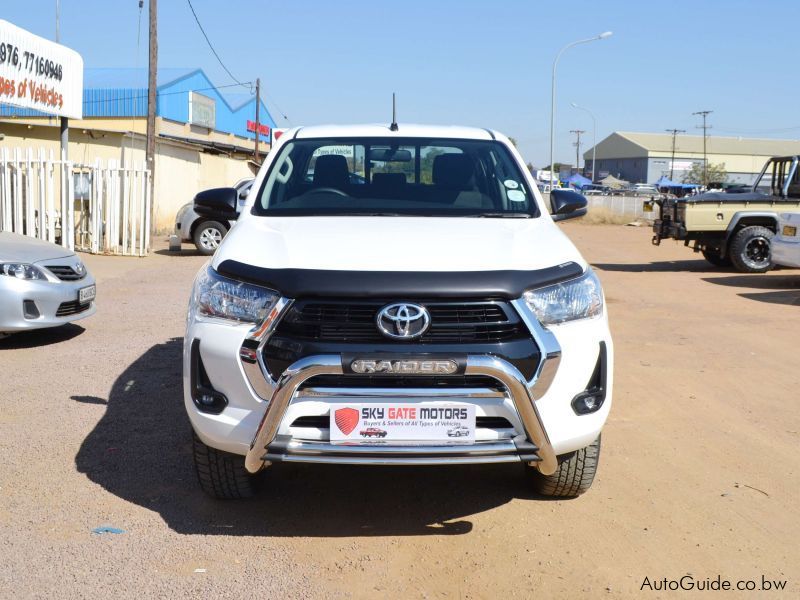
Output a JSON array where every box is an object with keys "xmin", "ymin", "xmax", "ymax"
[{"xmin": 376, "ymin": 303, "xmax": 430, "ymax": 340}]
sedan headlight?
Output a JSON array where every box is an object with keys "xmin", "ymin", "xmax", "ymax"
[
  {"xmin": 523, "ymin": 269, "xmax": 603, "ymax": 325},
  {"xmin": 0, "ymin": 263, "xmax": 47, "ymax": 280},
  {"xmin": 191, "ymin": 265, "xmax": 279, "ymax": 324}
]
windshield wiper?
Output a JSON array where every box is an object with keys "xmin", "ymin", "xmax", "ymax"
[{"xmin": 465, "ymin": 212, "xmax": 533, "ymax": 218}]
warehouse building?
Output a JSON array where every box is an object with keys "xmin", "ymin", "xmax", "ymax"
[
  {"xmin": 0, "ymin": 68, "xmax": 276, "ymax": 231},
  {"xmin": 583, "ymin": 132, "xmax": 800, "ymax": 185}
]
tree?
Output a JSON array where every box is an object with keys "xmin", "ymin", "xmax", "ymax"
[
  {"xmin": 682, "ymin": 162, "xmax": 728, "ymax": 186},
  {"xmin": 508, "ymin": 137, "xmax": 518, "ymax": 148}
]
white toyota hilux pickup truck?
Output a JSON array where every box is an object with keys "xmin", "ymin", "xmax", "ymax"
[{"xmin": 184, "ymin": 124, "xmax": 613, "ymax": 499}]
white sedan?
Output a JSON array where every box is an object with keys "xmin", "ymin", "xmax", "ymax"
[
  {"xmin": 0, "ymin": 232, "xmax": 96, "ymax": 335},
  {"xmin": 771, "ymin": 213, "xmax": 800, "ymax": 268}
]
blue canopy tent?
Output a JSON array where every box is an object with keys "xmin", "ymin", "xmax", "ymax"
[
  {"xmin": 655, "ymin": 175, "xmax": 679, "ymax": 187},
  {"xmin": 566, "ymin": 173, "xmax": 592, "ymax": 189},
  {"xmin": 656, "ymin": 175, "xmax": 700, "ymax": 189}
]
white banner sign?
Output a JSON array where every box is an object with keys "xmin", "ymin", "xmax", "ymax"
[
  {"xmin": 330, "ymin": 403, "xmax": 476, "ymax": 444},
  {"xmin": 0, "ymin": 20, "xmax": 83, "ymax": 119},
  {"xmin": 669, "ymin": 160, "xmax": 694, "ymax": 172}
]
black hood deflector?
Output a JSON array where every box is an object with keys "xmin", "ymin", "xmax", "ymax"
[{"xmin": 215, "ymin": 260, "xmax": 584, "ymax": 299}]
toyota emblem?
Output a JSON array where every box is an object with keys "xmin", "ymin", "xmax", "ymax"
[{"xmin": 376, "ymin": 303, "xmax": 431, "ymax": 340}]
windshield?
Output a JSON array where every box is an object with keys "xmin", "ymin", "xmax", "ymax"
[{"xmin": 253, "ymin": 137, "xmax": 539, "ymax": 217}]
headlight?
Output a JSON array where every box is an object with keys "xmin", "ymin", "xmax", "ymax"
[
  {"xmin": 191, "ymin": 265, "xmax": 279, "ymax": 323},
  {"xmin": 523, "ymin": 269, "xmax": 603, "ymax": 325},
  {"xmin": 0, "ymin": 263, "xmax": 47, "ymax": 280}
]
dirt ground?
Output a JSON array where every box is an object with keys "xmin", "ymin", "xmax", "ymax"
[{"xmin": 1, "ymin": 223, "xmax": 798, "ymax": 599}]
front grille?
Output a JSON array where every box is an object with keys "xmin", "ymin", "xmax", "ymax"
[
  {"xmin": 291, "ymin": 415, "xmax": 514, "ymax": 429},
  {"xmin": 303, "ymin": 374, "xmax": 503, "ymax": 389},
  {"xmin": 46, "ymin": 265, "xmax": 85, "ymax": 281},
  {"xmin": 276, "ymin": 299, "xmax": 526, "ymax": 343},
  {"xmin": 56, "ymin": 300, "xmax": 91, "ymax": 317}
]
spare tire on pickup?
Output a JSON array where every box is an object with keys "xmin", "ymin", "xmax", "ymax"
[{"xmin": 729, "ymin": 226, "xmax": 774, "ymax": 273}]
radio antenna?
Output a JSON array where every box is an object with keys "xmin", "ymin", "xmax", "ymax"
[{"xmin": 390, "ymin": 93, "xmax": 398, "ymax": 131}]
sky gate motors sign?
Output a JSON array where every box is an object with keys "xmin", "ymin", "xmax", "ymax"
[
  {"xmin": 330, "ymin": 403, "xmax": 476, "ymax": 444},
  {"xmin": 0, "ymin": 20, "xmax": 83, "ymax": 119}
]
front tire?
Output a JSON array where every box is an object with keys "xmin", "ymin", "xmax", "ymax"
[
  {"xmin": 193, "ymin": 220, "xmax": 228, "ymax": 255},
  {"xmin": 527, "ymin": 435, "xmax": 601, "ymax": 498},
  {"xmin": 192, "ymin": 433, "xmax": 260, "ymax": 499},
  {"xmin": 729, "ymin": 226, "xmax": 773, "ymax": 273}
]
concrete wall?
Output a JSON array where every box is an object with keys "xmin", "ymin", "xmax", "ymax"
[{"xmin": 0, "ymin": 120, "xmax": 253, "ymax": 232}]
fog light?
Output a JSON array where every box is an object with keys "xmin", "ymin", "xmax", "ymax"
[
  {"xmin": 190, "ymin": 339, "xmax": 228, "ymax": 414},
  {"xmin": 571, "ymin": 390, "xmax": 604, "ymax": 415},
  {"xmin": 195, "ymin": 388, "xmax": 228, "ymax": 413},
  {"xmin": 23, "ymin": 300, "xmax": 40, "ymax": 319},
  {"xmin": 571, "ymin": 342, "xmax": 608, "ymax": 415}
]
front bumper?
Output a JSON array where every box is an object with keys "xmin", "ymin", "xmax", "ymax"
[
  {"xmin": 0, "ymin": 271, "xmax": 96, "ymax": 332},
  {"xmin": 184, "ymin": 294, "xmax": 613, "ymax": 476},
  {"xmin": 771, "ymin": 236, "xmax": 800, "ymax": 268},
  {"xmin": 244, "ymin": 353, "xmax": 556, "ymax": 474}
]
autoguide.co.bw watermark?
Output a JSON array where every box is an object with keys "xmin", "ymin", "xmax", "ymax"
[{"xmin": 640, "ymin": 574, "xmax": 788, "ymax": 592}]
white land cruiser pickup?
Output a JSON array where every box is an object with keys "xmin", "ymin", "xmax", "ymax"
[{"xmin": 184, "ymin": 124, "xmax": 613, "ymax": 499}]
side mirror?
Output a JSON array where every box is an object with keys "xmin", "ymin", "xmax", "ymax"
[
  {"xmin": 194, "ymin": 187, "xmax": 238, "ymax": 220},
  {"xmin": 550, "ymin": 188, "xmax": 588, "ymax": 222}
]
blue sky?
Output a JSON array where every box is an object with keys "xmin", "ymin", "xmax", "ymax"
[{"xmin": 5, "ymin": 0, "xmax": 800, "ymax": 166}]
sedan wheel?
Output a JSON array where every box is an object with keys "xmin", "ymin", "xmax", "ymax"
[{"xmin": 193, "ymin": 220, "xmax": 228, "ymax": 255}]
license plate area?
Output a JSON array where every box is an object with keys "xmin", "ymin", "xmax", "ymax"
[
  {"xmin": 78, "ymin": 284, "xmax": 96, "ymax": 304},
  {"xmin": 330, "ymin": 403, "xmax": 476, "ymax": 445},
  {"xmin": 782, "ymin": 225, "xmax": 797, "ymax": 237}
]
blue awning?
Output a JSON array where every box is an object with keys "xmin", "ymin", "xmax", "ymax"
[
  {"xmin": 567, "ymin": 173, "xmax": 592, "ymax": 189},
  {"xmin": 655, "ymin": 175, "xmax": 679, "ymax": 187}
]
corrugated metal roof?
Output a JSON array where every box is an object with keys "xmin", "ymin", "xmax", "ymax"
[
  {"xmin": 1, "ymin": 67, "xmax": 274, "ymax": 139},
  {"xmin": 616, "ymin": 131, "xmax": 800, "ymax": 156}
]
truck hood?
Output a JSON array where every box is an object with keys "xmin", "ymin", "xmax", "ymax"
[
  {"xmin": 0, "ymin": 231, "xmax": 75, "ymax": 262},
  {"xmin": 212, "ymin": 216, "xmax": 585, "ymax": 272},
  {"xmin": 683, "ymin": 190, "xmax": 770, "ymax": 203}
]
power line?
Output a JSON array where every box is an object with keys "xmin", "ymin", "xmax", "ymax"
[
  {"xmin": 185, "ymin": 0, "xmax": 250, "ymax": 91},
  {"xmin": 184, "ymin": 0, "xmax": 291, "ymax": 123},
  {"xmin": 262, "ymin": 89, "xmax": 291, "ymax": 124},
  {"xmin": 78, "ymin": 82, "xmax": 254, "ymax": 106}
]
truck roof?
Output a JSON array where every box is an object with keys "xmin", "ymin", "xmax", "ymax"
[{"xmin": 291, "ymin": 123, "xmax": 499, "ymax": 141}]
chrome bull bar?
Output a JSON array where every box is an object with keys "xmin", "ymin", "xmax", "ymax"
[
  {"xmin": 243, "ymin": 353, "xmax": 558, "ymax": 475},
  {"xmin": 242, "ymin": 295, "xmax": 561, "ymax": 475}
]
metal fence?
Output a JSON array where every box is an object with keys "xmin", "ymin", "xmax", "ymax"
[
  {"xmin": 543, "ymin": 191, "xmax": 657, "ymax": 222},
  {"xmin": 0, "ymin": 147, "xmax": 151, "ymax": 256},
  {"xmin": 585, "ymin": 194, "xmax": 657, "ymax": 221}
]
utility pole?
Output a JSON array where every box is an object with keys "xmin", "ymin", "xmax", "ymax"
[
  {"xmin": 146, "ymin": 0, "xmax": 158, "ymax": 240},
  {"xmin": 254, "ymin": 78, "xmax": 261, "ymax": 163},
  {"xmin": 570, "ymin": 129, "xmax": 585, "ymax": 172},
  {"xmin": 665, "ymin": 128, "xmax": 685, "ymax": 180},
  {"xmin": 692, "ymin": 110, "xmax": 712, "ymax": 186},
  {"xmin": 56, "ymin": 0, "xmax": 68, "ymax": 164}
]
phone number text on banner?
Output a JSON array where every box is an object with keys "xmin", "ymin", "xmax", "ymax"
[{"xmin": 0, "ymin": 20, "xmax": 83, "ymax": 119}]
